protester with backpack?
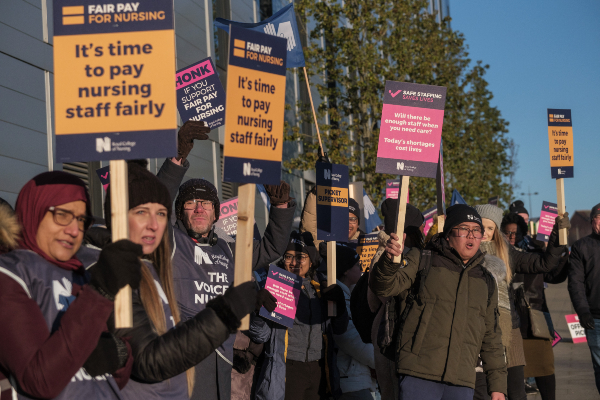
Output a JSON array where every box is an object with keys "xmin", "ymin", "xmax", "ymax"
[
  {"xmin": 334, "ymin": 244, "xmax": 377, "ymax": 400},
  {"xmin": 370, "ymin": 204, "xmax": 507, "ymax": 400},
  {"xmin": 349, "ymin": 200, "xmax": 425, "ymax": 400}
]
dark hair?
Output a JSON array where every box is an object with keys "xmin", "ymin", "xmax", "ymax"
[
  {"xmin": 501, "ymin": 213, "xmax": 528, "ymax": 235},
  {"xmin": 405, "ymin": 226, "xmax": 425, "ymax": 251}
]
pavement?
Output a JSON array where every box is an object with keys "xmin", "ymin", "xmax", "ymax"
[{"xmin": 527, "ymin": 281, "xmax": 599, "ymax": 399}]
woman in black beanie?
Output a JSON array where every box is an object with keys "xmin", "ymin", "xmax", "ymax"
[{"xmin": 103, "ymin": 161, "xmax": 257, "ymax": 400}]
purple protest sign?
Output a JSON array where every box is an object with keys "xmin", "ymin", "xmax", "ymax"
[
  {"xmin": 175, "ymin": 58, "xmax": 226, "ymax": 129},
  {"xmin": 259, "ymin": 264, "xmax": 302, "ymax": 328},
  {"xmin": 422, "ymin": 207, "xmax": 437, "ymax": 236},
  {"xmin": 536, "ymin": 201, "xmax": 558, "ymax": 242}
]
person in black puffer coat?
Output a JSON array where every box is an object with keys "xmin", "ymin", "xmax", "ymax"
[{"xmin": 501, "ymin": 212, "xmax": 570, "ymax": 400}]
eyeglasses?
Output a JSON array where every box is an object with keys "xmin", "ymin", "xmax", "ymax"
[
  {"xmin": 504, "ymin": 231, "xmax": 517, "ymax": 238},
  {"xmin": 283, "ymin": 254, "xmax": 309, "ymax": 263},
  {"xmin": 451, "ymin": 226, "xmax": 483, "ymax": 239},
  {"xmin": 183, "ymin": 199, "xmax": 214, "ymax": 211},
  {"xmin": 48, "ymin": 206, "xmax": 91, "ymax": 231},
  {"xmin": 349, "ymin": 217, "xmax": 358, "ymax": 224}
]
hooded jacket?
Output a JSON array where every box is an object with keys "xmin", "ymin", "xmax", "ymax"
[
  {"xmin": 248, "ymin": 269, "xmax": 348, "ymax": 400},
  {"xmin": 334, "ymin": 281, "xmax": 376, "ymax": 394},
  {"xmin": 370, "ymin": 235, "xmax": 507, "ymax": 394}
]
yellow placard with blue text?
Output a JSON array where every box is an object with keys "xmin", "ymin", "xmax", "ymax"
[
  {"xmin": 53, "ymin": 0, "xmax": 177, "ymax": 162},
  {"xmin": 223, "ymin": 25, "xmax": 287, "ymax": 184}
]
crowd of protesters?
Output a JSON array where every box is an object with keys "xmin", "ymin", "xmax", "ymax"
[{"xmin": 0, "ymin": 122, "xmax": 598, "ymax": 400}]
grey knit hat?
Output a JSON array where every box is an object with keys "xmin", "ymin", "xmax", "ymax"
[{"xmin": 474, "ymin": 204, "xmax": 504, "ymax": 230}]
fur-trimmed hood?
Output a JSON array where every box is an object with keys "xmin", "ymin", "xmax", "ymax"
[{"xmin": 0, "ymin": 203, "xmax": 20, "ymax": 253}]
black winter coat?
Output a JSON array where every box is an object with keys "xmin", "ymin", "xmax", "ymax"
[
  {"xmin": 510, "ymin": 230, "xmax": 569, "ymax": 339},
  {"xmin": 568, "ymin": 233, "xmax": 600, "ymax": 319}
]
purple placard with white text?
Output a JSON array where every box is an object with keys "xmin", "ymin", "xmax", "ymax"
[
  {"xmin": 175, "ymin": 58, "xmax": 226, "ymax": 129},
  {"xmin": 536, "ymin": 201, "xmax": 558, "ymax": 242},
  {"xmin": 259, "ymin": 264, "xmax": 302, "ymax": 328}
]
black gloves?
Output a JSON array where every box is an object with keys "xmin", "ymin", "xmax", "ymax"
[
  {"xmin": 316, "ymin": 150, "xmax": 330, "ymax": 165},
  {"xmin": 89, "ymin": 240, "xmax": 143, "ymax": 300},
  {"xmin": 176, "ymin": 121, "xmax": 210, "ymax": 162},
  {"xmin": 83, "ymin": 332, "xmax": 129, "ymax": 377},
  {"xmin": 256, "ymin": 288, "xmax": 277, "ymax": 312},
  {"xmin": 580, "ymin": 313, "xmax": 595, "ymax": 330},
  {"xmin": 555, "ymin": 212, "xmax": 571, "ymax": 231},
  {"xmin": 207, "ymin": 282, "xmax": 257, "ymax": 333},
  {"xmin": 264, "ymin": 181, "xmax": 294, "ymax": 206},
  {"xmin": 321, "ymin": 283, "xmax": 346, "ymax": 316}
]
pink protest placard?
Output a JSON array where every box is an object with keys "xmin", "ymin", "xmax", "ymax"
[
  {"xmin": 422, "ymin": 207, "xmax": 437, "ymax": 236},
  {"xmin": 552, "ymin": 330, "xmax": 562, "ymax": 347},
  {"xmin": 376, "ymin": 81, "xmax": 447, "ymax": 178},
  {"xmin": 536, "ymin": 201, "xmax": 558, "ymax": 242},
  {"xmin": 259, "ymin": 265, "xmax": 302, "ymax": 328},
  {"xmin": 565, "ymin": 314, "xmax": 587, "ymax": 343}
]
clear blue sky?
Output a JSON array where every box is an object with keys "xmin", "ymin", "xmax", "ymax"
[{"xmin": 450, "ymin": 1, "xmax": 600, "ymax": 219}]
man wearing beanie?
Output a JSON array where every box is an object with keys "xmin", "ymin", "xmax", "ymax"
[
  {"xmin": 348, "ymin": 198, "xmax": 364, "ymax": 240},
  {"xmin": 568, "ymin": 202, "xmax": 600, "ymax": 394},
  {"xmin": 169, "ymin": 176, "xmax": 296, "ymax": 400},
  {"xmin": 370, "ymin": 204, "xmax": 507, "ymax": 400},
  {"xmin": 510, "ymin": 200, "xmax": 529, "ymax": 224}
]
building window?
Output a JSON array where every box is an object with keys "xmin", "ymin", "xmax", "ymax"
[{"xmin": 62, "ymin": 161, "xmax": 104, "ymax": 219}]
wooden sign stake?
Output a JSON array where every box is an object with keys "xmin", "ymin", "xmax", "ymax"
[
  {"xmin": 327, "ymin": 240, "xmax": 337, "ymax": 316},
  {"xmin": 110, "ymin": 160, "xmax": 132, "ymax": 328},
  {"xmin": 556, "ymin": 178, "xmax": 568, "ymax": 245},
  {"xmin": 234, "ymin": 183, "xmax": 256, "ymax": 330},
  {"xmin": 302, "ymin": 67, "xmax": 325, "ymax": 157},
  {"xmin": 393, "ymin": 176, "xmax": 410, "ymax": 263}
]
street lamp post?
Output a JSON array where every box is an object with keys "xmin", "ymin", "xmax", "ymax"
[{"xmin": 520, "ymin": 186, "xmax": 539, "ymax": 215}]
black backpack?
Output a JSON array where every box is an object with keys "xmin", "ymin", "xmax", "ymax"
[
  {"xmin": 377, "ymin": 250, "xmax": 497, "ymax": 361},
  {"xmin": 350, "ymin": 270, "xmax": 380, "ymax": 344},
  {"xmin": 377, "ymin": 250, "xmax": 433, "ymax": 360}
]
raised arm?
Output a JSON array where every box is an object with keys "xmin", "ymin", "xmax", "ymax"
[{"xmin": 369, "ymin": 235, "xmax": 419, "ymax": 298}]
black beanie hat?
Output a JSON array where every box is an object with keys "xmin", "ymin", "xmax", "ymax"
[
  {"xmin": 348, "ymin": 198, "xmax": 360, "ymax": 219},
  {"xmin": 104, "ymin": 161, "xmax": 172, "ymax": 230},
  {"xmin": 175, "ymin": 178, "xmax": 220, "ymax": 222},
  {"xmin": 442, "ymin": 204, "xmax": 484, "ymax": 237},
  {"xmin": 318, "ymin": 242, "xmax": 360, "ymax": 280},
  {"xmin": 381, "ymin": 198, "xmax": 424, "ymax": 235},
  {"xmin": 591, "ymin": 203, "xmax": 600, "ymax": 221},
  {"xmin": 286, "ymin": 231, "xmax": 319, "ymax": 267},
  {"xmin": 509, "ymin": 200, "xmax": 528, "ymax": 216}
]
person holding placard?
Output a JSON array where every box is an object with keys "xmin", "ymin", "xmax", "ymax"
[
  {"xmin": 100, "ymin": 162, "xmax": 258, "ymax": 400},
  {"xmin": 370, "ymin": 204, "xmax": 507, "ymax": 400},
  {"xmin": 170, "ymin": 178, "xmax": 296, "ymax": 400},
  {"xmin": 0, "ymin": 172, "xmax": 141, "ymax": 399},
  {"xmin": 501, "ymin": 212, "xmax": 570, "ymax": 400},
  {"xmin": 568, "ymin": 203, "xmax": 600, "ymax": 395},
  {"xmin": 248, "ymin": 232, "xmax": 349, "ymax": 400}
]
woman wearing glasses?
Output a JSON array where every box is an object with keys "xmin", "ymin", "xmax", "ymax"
[
  {"xmin": 249, "ymin": 231, "xmax": 349, "ymax": 400},
  {"xmin": 0, "ymin": 171, "xmax": 142, "ymax": 399}
]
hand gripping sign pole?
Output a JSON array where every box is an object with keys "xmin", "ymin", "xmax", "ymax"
[{"xmin": 222, "ymin": 26, "xmax": 288, "ymax": 330}]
